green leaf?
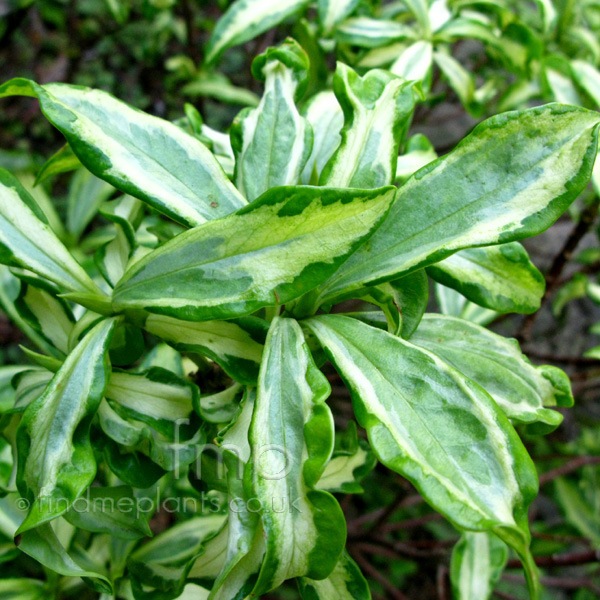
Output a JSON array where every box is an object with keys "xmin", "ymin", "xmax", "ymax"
[
  {"xmin": 231, "ymin": 40, "xmax": 312, "ymax": 201},
  {"xmin": 18, "ymin": 522, "xmax": 112, "ymax": 593},
  {"xmin": 34, "ymin": 143, "xmax": 81, "ymax": 186},
  {"xmin": 411, "ymin": 314, "xmax": 570, "ymax": 428},
  {"xmin": 250, "ymin": 317, "xmax": 345, "ymax": 593},
  {"xmin": 316, "ymin": 424, "xmax": 376, "ymax": 494},
  {"xmin": 144, "ymin": 315, "xmax": 267, "ymax": 385},
  {"xmin": 113, "ymin": 185, "xmax": 394, "ymax": 322},
  {"xmin": 427, "ymin": 243, "xmax": 545, "ymax": 314},
  {"xmin": 105, "ymin": 367, "xmax": 196, "ymax": 436},
  {"xmin": 435, "ymin": 283, "xmax": 498, "ymax": 326},
  {"xmin": 571, "ymin": 60, "xmax": 600, "ymax": 107},
  {"xmin": 434, "ymin": 50, "xmax": 475, "ymax": 108},
  {"xmin": 317, "ymin": 104, "xmax": 600, "ymax": 304},
  {"xmin": 15, "ymin": 317, "xmax": 116, "ymax": 535},
  {"xmin": 390, "ymin": 40, "xmax": 433, "ymax": 82},
  {"xmin": 318, "ymin": 0, "xmax": 360, "ymax": 33},
  {"xmin": 66, "ymin": 169, "xmax": 114, "ymax": 240},
  {"xmin": 0, "ymin": 267, "xmax": 65, "ymax": 358},
  {"xmin": 450, "ymin": 532, "xmax": 508, "ymax": 600},
  {"xmin": 0, "ymin": 578, "xmax": 46, "ymax": 599},
  {"xmin": 300, "ymin": 91, "xmax": 343, "ymax": 185},
  {"xmin": 305, "ymin": 315, "xmax": 541, "ymax": 597},
  {"xmin": 320, "ymin": 64, "xmax": 417, "ymax": 189},
  {"xmin": 361, "ymin": 269, "xmax": 429, "ymax": 338},
  {"xmin": 554, "ymin": 477, "xmax": 600, "ymax": 547},
  {"xmin": 396, "ymin": 133, "xmax": 437, "ymax": 183},
  {"xmin": 0, "ymin": 79, "xmax": 246, "ymax": 227},
  {"xmin": 196, "ymin": 383, "xmax": 243, "ymax": 423},
  {"xmin": 298, "ymin": 550, "xmax": 371, "ymax": 600},
  {"xmin": 14, "ymin": 275, "xmax": 75, "ymax": 356},
  {"xmin": 335, "ymin": 17, "xmax": 412, "ymax": 48},
  {"xmin": 205, "ymin": 0, "xmax": 310, "ymax": 65},
  {"xmin": 128, "ymin": 514, "xmax": 226, "ymax": 599},
  {"xmin": 0, "ymin": 168, "xmax": 101, "ymax": 296},
  {"xmin": 64, "ymin": 485, "xmax": 152, "ymax": 540}
]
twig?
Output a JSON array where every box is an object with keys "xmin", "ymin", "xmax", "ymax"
[
  {"xmin": 437, "ymin": 564, "xmax": 450, "ymax": 600},
  {"xmin": 493, "ymin": 590, "xmax": 521, "ymax": 600},
  {"xmin": 348, "ymin": 494, "xmax": 423, "ymax": 531},
  {"xmin": 503, "ymin": 572, "xmax": 600, "ymax": 593},
  {"xmin": 507, "ymin": 549, "xmax": 600, "ymax": 569},
  {"xmin": 517, "ymin": 199, "xmax": 599, "ymax": 343},
  {"xmin": 539, "ymin": 456, "xmax": 600, "ymax": 486},
  {"xmin": 382, "ymin": 512, "xmax": 443, "ymax": 533},
  {"xmin": 352, "ymin": 550, "xmax": 411, "ymax": 600}
]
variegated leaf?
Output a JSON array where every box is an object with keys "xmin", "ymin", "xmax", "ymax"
[
  {"xmin": 317, "ymin": 105, "xmax": 600, "ymax": 304},
  {"xmin": 318, "ymin": 0, "xmax": 360, "ymax": 33},
  {"xmin": 206, "ymin": 0, "xmax": 310, "ymax": 64},
  {"xmin": 0, "ymin": 79, "xmax": 245, "ymax": 227},
  {"xmin": 390, "ymin": 40, "xmax": 433, "ymax": 82},
  {"xmin": 15, "ymin": 318, "xmax": 116, "ymax": 534},
  {"xmin": 427, "ymin": 243, "xmax": 545, "ymax": 314},
  {"xmin": 410, "ymin": 314, "xmax": 570, "ymax": 428},
  {"xmin": 320, "ymin": 64, "xmax": 417, "ymax": 189},
  {"xmin": 66, "ymin": 169, "xmax": 114, "ymax": 240},
  {"xmin": 34, "ymin": 143, "xmax": 81, "ymax": 186},
  {"xmin": 305, "ymin": 315, "xmax": 541, "ymax": 597},
  {"xmin": 232, "ymin": 40, "xmax": 312, "ymax": 201},
  {"xmin": 300, "ymin": 91, "xmax": 344, "ymax": 185},
  {"xmin": 250, "ymin": 318, "xmax": 345, "ymax": 593},
  {"xmin": 0, "ymin": 267, "xmax": 64, "ymax": 359},
  {"xmin": 298, "ymin": 550, "xmax": 371, "ymax": 600},
  {"xmin": 105, "ymin": 367, "xmax": 196, "ymax": 436},
  {"xmin": 14, "ymin": 275, "xmax": 75, "ymax": 356},
  {"xmin": 128, "ymin": 514, "xmax": 226, "ymax": 599},
  {"xmin": 434, "ymin": 51, "xmax": 475, "ymax": 108},
  {"xmin": 0, "ymin": 168, "xmax": 101, "ymax": 296},
  {"xmin": 113, "ymin": 185, "xmax": 394, "ymax": 322},
  {"xmin": 144, "ymin": 315, "xmax": 267, "ymax": 385},
  {"xmin": 335, "ymin": 17, "xmax": 413, "ymax": 48},
  {"xmin": 450, "ymin": 532, "xmax": 508, "ymax": 600}
]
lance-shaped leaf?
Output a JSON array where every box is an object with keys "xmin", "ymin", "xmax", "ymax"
[
  {"xmin": 317, "ymin": 104, "xmax": 600, "ymax": 303},
  {"xmin": 206, "ymin": 0, "xmax": 310, "ymax": 65},
  {"xmin": 298, "ymin": 550, "xmax": 371, "ymax": 600},
  {"xmin": 34, "ymin": 143, "xmax": 81, "ymax": 186},
  {"xmin": 64, "ymin": 485, "xmax": 152, "ymax": 540},
  {"xmin": 305, "ymin": 315, "xmax": 540, "ymax": 597},
  {"xmin": 66, "ymin": 169, "xmax": 114, "ymax": 240},
  {"xmin": 105, "ymin": 367, "xmax": 196, "ymax": 437},
  {"xmin": 18, "ymin": 523, "xmax": 112, "ymax": 593},
  {"xmin": 0, "ymin": 79, "xmax": 245, "ymax": 227},
  {"xmin": 144, "ymin": 315, "xmax": 267, "ymax": 385},
  {"xmin": 335, "ymin": 18, "xmax": 412, "ymax": 48},
  {"xmin": 194, "ymin": 390, "xmax": 266, "ymax": 600},
  {"xmin": 316, "ymin": 423, "xmax": 376, "ymax": 494},
  {"xmin": 231, "ymin": 40, "xmax": 312, "ymax": 201},
  {"xmin": 128, "ymin": 514, "xmax": 226, "ymax": 599},
  {"xmin": 0, "ymin": 168, "xmax": 101, "ymax": 296},
  {"xmin": 0, "ymin": 267, "xmax": 64, "ymax": 359},
  {"xmin": 15, "ymin": 318, "xmax": 116, "ymax": 535},
  {"xmin": 390, "ymin": 40, "xmax": 433, "ymax": 82},
  {"xmin": 197, "ymin": 383, "xmax": 243, "ymax": 423},
  {"xmin": 318, "ymin": 0, "xmax": 360, "ymax": 33},
  {"xmin": 14, "ymin": 275, "xmax": 75, "ymax": 356},
  {"xmin": 320, "ymin": 64, "xmax": 417, "ymax": 189},
  {"xmin": 113, "ymin": 185, "xmax": 394, "ymax": 322},
  {"xmin": 426, "ymin": 243, "xmax": 545, "ymax": 314},
  {"xmin": 250, "ymin": 317, "xmax": 346, "ymax": 593},
  {"xmin": 300, "ymin": 91, "xmax": 344, "ymax": 185},
  {"xmin": 450, "ymin": 532, "xmax": 508, "ymax": 600},
  {"xmin": 0, "ymin": 578, "xmax": 46, "ymax": 599},
  {"xmin": 410, "ymin": 314, "xmax": 569, "ymax": 427}
]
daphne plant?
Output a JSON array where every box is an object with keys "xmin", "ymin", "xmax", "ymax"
[{"xmin": 0, "ymin": 37, "xmax": 598, "ymax": 600}]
